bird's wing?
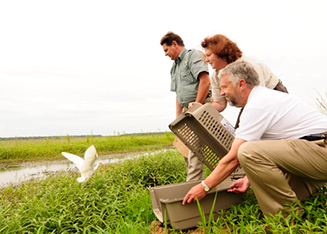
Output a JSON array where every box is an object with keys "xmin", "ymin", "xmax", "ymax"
[
  {"xmin": 80, "ymin": 145, "xmax": 98, "ymax": 175},
  {"xmin": 84, "ymin": 145, "xmax": 98, "ymax": 160},
  {"xmin": 61, "ymin": 152, "xmax": 84, "ymax": 171}
]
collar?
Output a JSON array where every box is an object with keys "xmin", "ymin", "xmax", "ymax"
[{"xmin": 175, "ymin": 47, "xmax": 187, "ymax": 65}]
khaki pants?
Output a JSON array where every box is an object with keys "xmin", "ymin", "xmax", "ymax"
[
  {"xmin": 238, "ymin": 139, "xmax": 327, "ymax": 216},
  {"xmin": 183, "ymin": 96, "xmax": 212, "ymax": 181},
  {"xmin": 185, "ymin": 150, "xmax": 205, "ymax": 181}
]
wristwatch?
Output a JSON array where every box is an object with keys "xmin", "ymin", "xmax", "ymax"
[{"xmin": 201, "ymin": 180, "xmax": 210, "ymax": 192}]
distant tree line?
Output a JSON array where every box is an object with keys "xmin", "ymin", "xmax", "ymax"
[{"xmin": 0, "ymin": 132, "xmax": 171, "ymax": 141}]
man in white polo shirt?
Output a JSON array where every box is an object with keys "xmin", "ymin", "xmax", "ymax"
[{"xmin": 182, "ymin": 60, "xmax": 327, "ymax": 217}]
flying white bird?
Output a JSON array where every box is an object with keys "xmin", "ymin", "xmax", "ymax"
[{"xmin": 61, "ymin": 145, "xmax": 100, "ymax": 182}]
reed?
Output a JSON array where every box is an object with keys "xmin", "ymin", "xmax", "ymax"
[{"xmin": 316, "ymin": 91, "xmax": 327, "ymax": 115}]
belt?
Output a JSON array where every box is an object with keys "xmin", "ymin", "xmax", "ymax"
[{"xmin": 300, "ymin": 133, "xmax": 327, "ymax": 141}]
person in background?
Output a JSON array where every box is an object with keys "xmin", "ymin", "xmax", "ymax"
[
  {"xmin": 189, "ymin": 34, "xmax": 288, "ymax": 128},
  {"xmin": 183, "ymin": 60, "xmax": 327, "ymax": 218},
  {"xmin": 160, "ymin": 32, "xmax": 212, "ymax": 181}
]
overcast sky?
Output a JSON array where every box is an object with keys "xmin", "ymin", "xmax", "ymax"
[{"xmin": 0, "ymin": 0, "xmax": 326, "ymax": 137}]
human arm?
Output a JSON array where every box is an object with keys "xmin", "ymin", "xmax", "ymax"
[
  {"xmin": 227, "ymin": 176, "xmax": 250, "ymax": 194},
  {"xmin": 210, "ymin": 70, "xmax": 227, "ymax": 112},
  {"xmin": 187, "ymin": 72, "xmax": 210, "ymax": 109},
  {"xmin": 212, "ymin": 100, "xmax": 227, "ymax": 112},
  {"xmin": 182, "ymin": 138, "xmax": 247, "ymax": 204},
  {"xmin": 176, "ymin": 99, "xmax": 183, "ymax": 118},
  {"xmin": 195, "ymin": 71, "xmax": 210, "ymax": 104},
  {"xmin": 188, "ymin": 99, "xmax": 227, "ymax": 111}
]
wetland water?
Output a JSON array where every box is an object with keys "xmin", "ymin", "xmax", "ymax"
[{"xmin": 0, "ymin": 150, "xmax": 160, "ymax": 189}]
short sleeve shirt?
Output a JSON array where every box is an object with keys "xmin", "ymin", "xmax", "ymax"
[
  {"xmin": 211, "ymin": 56, "xmax": 279, "ymax": 102},
  {"xmin": 235, "ymin": 86, "xmax": 327, "ymax": 141},
  {"xmin": 170, "ymin": 48, "xmax": 209, "ymax": 107}
]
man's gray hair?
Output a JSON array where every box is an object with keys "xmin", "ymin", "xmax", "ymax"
[{"xmin": 218, "ymin": 60, "xmax": 260, "ymax": 87}]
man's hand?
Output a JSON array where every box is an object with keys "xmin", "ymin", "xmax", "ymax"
[
  {"xmin": 227, "ymin": 176, "xmax": 250, "ymax": 194},
  {"xmin": 188, "ymin": 102, "xmax": 202, "ymax": 109},
  {"xmin": 182, "ymin": 183, "xmax": 206, "ymax": 205}
]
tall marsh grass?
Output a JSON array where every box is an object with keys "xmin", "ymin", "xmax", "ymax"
[{"xmin": 316, "ymin": 92, "xmax": 327, "ymax": 115}]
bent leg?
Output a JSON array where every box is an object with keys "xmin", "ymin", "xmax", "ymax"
[{"xmin": 238, "ymin": 139, "xmax": 327, "ymax": 216}]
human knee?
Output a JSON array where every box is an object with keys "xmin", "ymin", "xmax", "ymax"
[{"xmin": 238, "ymin": 142, "xmax": 256, "ymax": 165}]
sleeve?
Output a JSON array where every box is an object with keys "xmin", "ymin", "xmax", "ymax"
[
  {"xmin": 188, "ymin": 50, "xmax": 209, "ymax": 80},
  {"xmin": 253, "ymin": 62, "xmax": 279, "ymax": 89},
  {"xmin": 211, "ymin": 70, "xmax": 226, "ymax": 102}
]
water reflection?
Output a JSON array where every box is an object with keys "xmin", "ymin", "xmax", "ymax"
[{"xmin": 0, "ymin": 151, "xmax": 154, "ymax": 189}]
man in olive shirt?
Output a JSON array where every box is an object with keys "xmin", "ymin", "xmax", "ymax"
[{"xmin": 160, "ymin": 32, "xmax": 212, "ymax": 181}]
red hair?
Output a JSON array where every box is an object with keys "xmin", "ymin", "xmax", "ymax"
[{"xmin": 201, "ymin": 34, "xmax": 242, "ymax": 64}]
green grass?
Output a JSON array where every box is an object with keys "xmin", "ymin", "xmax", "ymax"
[
  {"xmin": 0, "ymin": 132, "xmax": 174, "ymax": 163},
  {"xmin": 0, "ymin": 134, "xmax": 327, "ymax": 233},
  {"xmin": 0, "ymin": 149, "xmax": 187, "ymax": 233},
  {"xmin": 210, "ymin": 187, "xmax": 327, "ymax": 233},
  {"xmin": 1, "ymin": 147, "xmax": 327, "ymax": 233}
]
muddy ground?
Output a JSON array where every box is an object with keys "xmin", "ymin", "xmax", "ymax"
[{"xmin": 149, "ymin": 221, "xmax": 205, "ymax": 234}]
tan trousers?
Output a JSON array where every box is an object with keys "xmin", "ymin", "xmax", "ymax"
[
  {"xmin": 183, "ymin": 96, "xmax": 213, "ymax": 181},
  {"xmin": 238, "ymin": 139, "xmax": 327, "ymax": 216},
  {"xmin": 185, "ymin": 150, "xmax": 205, "ymax": 181}
]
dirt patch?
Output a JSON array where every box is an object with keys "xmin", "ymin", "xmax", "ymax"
[{"xmin": 149, "ymin": 221, "xmax": 204, "ymax": 234}]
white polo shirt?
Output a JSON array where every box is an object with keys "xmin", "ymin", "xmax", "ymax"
[{"xmin": 236, "ymin": 86, "xmax": 327, "ymax": 141}]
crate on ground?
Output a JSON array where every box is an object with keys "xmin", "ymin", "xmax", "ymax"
[
  {"xmin": 149, "ymin": 177, "xmax": 243, "ymax": 230},
  {"xmin": 149, "ymin": 103, "xmax": 246, "ymax": 230}
]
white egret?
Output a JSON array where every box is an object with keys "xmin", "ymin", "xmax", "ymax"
[{"xmin": 61, "ymin": 145, "xmax": 100, "ymax": 182}]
